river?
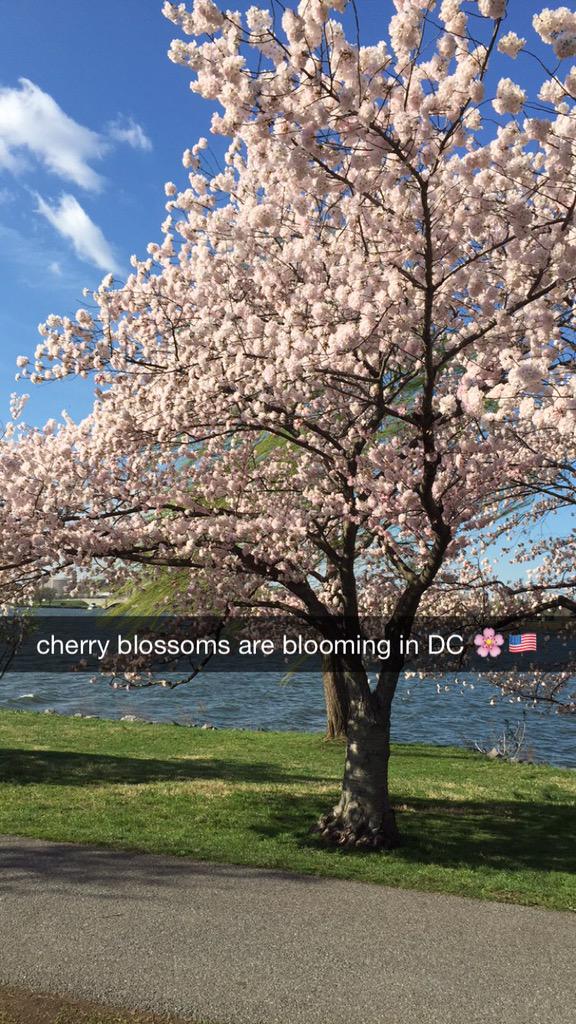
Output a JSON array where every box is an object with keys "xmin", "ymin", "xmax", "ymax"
[{"xmin": 1, "ymin": 620, "xmax": 574, "ymax": 767}]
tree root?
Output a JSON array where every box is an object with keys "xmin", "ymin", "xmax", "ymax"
[{"xmin": 312, "ymin": 808, "xmax": 401, "ymax": 850}]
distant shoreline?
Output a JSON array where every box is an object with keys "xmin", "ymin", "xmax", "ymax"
[{"xmin": 32, "ymin": 600, "xmax": 119, "ymax": 610}]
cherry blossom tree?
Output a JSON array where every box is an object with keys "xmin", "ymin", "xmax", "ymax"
[{"xmin": 1, "ymin": 0, "xmax": 576, "ymax": 847}]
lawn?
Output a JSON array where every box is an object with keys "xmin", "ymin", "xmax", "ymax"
[{"xmin": 0, "ymin": 710, "xmax": 574, "ymax": 910}]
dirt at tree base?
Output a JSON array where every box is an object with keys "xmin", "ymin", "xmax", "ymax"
[{"xmin": 0, "ymin": 985, "xmax": 191, "ymax": 1024}]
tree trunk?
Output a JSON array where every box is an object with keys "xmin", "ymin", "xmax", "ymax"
[
  {"xmin": 315, "ymin": 700, "xmax": 399, "ymax": 850},
  {"xmin": 322, "ymin": 653, "xmax": 350, "ymax": 739}
]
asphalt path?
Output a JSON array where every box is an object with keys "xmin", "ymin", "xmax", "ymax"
[{"xmin": 0, "ymin": 835, "xmax": 574, "ymax": 1024}]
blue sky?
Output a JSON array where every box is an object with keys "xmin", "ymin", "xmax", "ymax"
[
  {"xmin": 0, "ymin": 0, "xmax": 559, "ymax": 428},
  {"xmin": 0, "ymin": 0, "xmax": 221, "ymax": 425}
]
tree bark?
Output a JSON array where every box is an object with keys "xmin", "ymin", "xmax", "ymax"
[
  {"xmin": 315, "ymin": 696, "xmax": 399, "ymax": 850},
  {"xmin": 322, "ymin": 653, "xmax": 350, "ymax": 739}
]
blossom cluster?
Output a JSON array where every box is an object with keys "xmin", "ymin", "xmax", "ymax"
[{"xmin": 0, "ymin": 1, "xmax": 574, "ymax": 710}]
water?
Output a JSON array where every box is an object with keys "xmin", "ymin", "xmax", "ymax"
[
  {"xmin": 1, "ymin": 608, "xmax": 574, "ymax": 767},
  {"xmin": 1, "ymin": 664, "xmax": 574, "ymax": 767}
]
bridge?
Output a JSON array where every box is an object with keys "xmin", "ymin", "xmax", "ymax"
[
  {"xmin": 75, "ymin": 594, "xmax": 115, "ymax": 608},
  {"xmin": 39, "ymin": 593, "xmax": 116, "ymax": 609}
]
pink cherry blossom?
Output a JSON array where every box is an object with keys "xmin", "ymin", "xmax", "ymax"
[
  {"xmin": 474, "ymin": 628, "xmax": 504, "ymax": 658},
  {"xmin": 0, "ymin": 0, "xmax": 574, "ymax": 848},
  {"xmin": 498, "ymin": 32, "xmax": 526, "ymax": 58},
  {"xmin": 493, "ymin": 77, "xmax": 526, "ymax": 115}
]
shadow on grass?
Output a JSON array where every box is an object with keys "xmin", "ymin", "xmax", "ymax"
[
  {"xmin": 1, "ymin": 746, "xmax": 574, "ymax": 879},
  {"xmin": 0, "ymin": 746, "xmax": 333, "ymax": 787},
  {"xmin": 250, "ymin": 791, "xmax": 576, "ymax": 874}
]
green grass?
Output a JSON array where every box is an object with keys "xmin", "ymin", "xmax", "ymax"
[{"xmin": 0, "ymin": 710, "xmax": 574, "ymax": 910}]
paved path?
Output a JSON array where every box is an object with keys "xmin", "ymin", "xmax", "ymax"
[{"xmin": 0, "ymin": 836, "xmax": 574, "ymax": 1024}]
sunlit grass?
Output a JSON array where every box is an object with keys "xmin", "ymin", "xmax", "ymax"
[{"xmin": 0, "ymin": 710, "xmax": 574, "ymax": 910}]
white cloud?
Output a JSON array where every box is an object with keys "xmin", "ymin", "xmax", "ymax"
[
  {"xmin": 0, "ymin": 221, "xmax": 89, "ymax": 292},
  {"xmin": 48, "ymin": 260, "xmax": 62, "ymax": 276},
  {"xmin": 0, "ymin": 137, "xmax": 25, "ymax": 175},
  {"xmin": 107, "ymin": 116, "xmax": 152, "ymax": 151},
  {"xmin": 0, "ymin": 80, "xmax": 152, "ymax": 195},
  {"xmin": 0, "ymin": 78, "xmax": 105, "ymax": 190},
  {"xmin": 36, "ymin": 193, "xmax": 120, "ymax": 273}
]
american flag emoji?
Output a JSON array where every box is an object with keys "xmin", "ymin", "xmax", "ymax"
[{"xmin": 508, "ymin": 633, "xmax": 537, "ymax": 653}]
